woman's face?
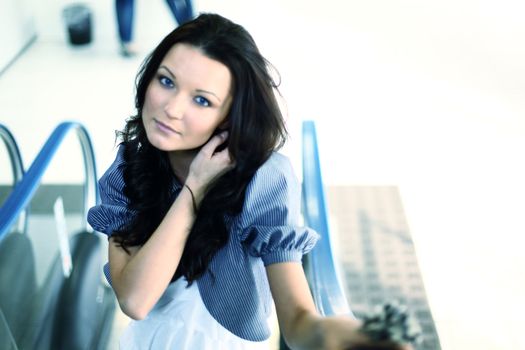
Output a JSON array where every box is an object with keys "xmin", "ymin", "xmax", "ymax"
[{"xmin": 142, "ymin": 43, "xmax": 232, "ymax": 152}]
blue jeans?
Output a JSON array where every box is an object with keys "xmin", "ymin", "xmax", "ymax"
[{"xmin": 116, "ymin": 0, "xmax": 194, "ymax": 43}]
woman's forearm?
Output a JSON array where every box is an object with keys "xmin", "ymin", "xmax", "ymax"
[
  {"xmin": 283, "ymin": 312, "xmax": 325, "ymax": 350},
  {"xmin": 110, "ymin": 186, "xmax": 196, "ymax": 319}
]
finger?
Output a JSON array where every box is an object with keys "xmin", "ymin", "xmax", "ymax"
[
  {"xmin": 213, "ymin": 145, "xmax": 232, "ymax": 161},
  {"xmin": 201, "ymin": 131, "xmax": 228, "ymax": 156},
  {"xmin": 213, "ymin": 148, "xmax": 233, "ymax": 169}
]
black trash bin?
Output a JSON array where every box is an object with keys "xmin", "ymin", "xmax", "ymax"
[{"xmin": 63, "ymin": 4, "xmax": 93, "ymax": 45}]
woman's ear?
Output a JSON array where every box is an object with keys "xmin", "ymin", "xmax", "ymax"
[
  {"xmin": 217, "ymin": 119, "xmax": 230, "ymax": 131},
  {"xmin": 213, "ymin": 121, "xmax": 230, "ymax": 152}
]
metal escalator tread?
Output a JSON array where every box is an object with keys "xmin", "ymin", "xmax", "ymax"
[
  {"xmin": 0, "ymin": 232, "xmax": 36, "ymax": 345},
  {"xmin": 51, "ymin": 231, "xmax": 115, "ymax": 350}
]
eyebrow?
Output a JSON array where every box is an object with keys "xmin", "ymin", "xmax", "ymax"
[{"xmin": 158, "ymin": 65, "xmax": 222, "ymax": 102}]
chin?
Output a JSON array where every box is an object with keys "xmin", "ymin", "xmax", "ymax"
[{"xmin": 145, "ymin": 131, "xmax": 172, "ymax": 151}]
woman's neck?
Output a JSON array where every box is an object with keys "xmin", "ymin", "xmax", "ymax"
[{"xmin": 168, "ymin": 149, "xmax": 198, "ymax": 184}]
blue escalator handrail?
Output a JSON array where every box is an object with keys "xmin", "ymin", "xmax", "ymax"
[
  {"xmin": 301, "ymin": 120, "xmax": 352, "ymax": 317},
  {"xmin": 0, "ymin": 124, "xmax": 27, "ymax": 234},
  {"xmin": 0, "ymin": 121, "xmax": 98, "ymax": 240},
  {"xmin": 0, "ymin": 124, "xmax": 24, "ymax": 182}
]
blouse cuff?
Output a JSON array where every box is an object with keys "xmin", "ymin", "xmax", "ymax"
[
  {"xmin": 261, "ymin": 250, "xmax": 304, "ymax": 266},
  {"xmin": 87, "ymin": 205, "xmax": 133, "ymax": 237}
]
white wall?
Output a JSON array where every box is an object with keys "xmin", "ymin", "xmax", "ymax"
[{"xmin": 0, "ymin": 0, "xmax": 36, "ymax": 74}]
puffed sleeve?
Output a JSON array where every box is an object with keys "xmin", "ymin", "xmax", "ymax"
[
  {"xmin": 87, "ymin": 145, "xmax": 136, "ymax": 236},
  {"xmin": 238, "ymin": 153, "xmax": 319, "ymax": 266}
]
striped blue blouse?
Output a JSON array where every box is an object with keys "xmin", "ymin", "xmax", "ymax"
[{"xmin": 87, "ymin": 145, "xmax": 319, "ymax": 341}]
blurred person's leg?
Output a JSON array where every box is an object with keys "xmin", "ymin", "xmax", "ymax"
[
  {"xmin": 165, "ymin": 0, "xmax": 194, "ymax": 25},
  {"xmin": 115, "ymin": 0, "xmax": 137, "ymax": 56}
]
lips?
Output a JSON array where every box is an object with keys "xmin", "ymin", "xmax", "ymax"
[{"xmin": 154, "ymin": 119, "xmax": 179, "ymax": 134}]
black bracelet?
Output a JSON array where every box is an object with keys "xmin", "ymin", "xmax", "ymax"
[{"xmin": 184, "ymin": 184, "xmax": 198, "ymax": 213}]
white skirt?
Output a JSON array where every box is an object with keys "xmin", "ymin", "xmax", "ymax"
[{"xmin": 119, "ymin": 277, "xmax": 271, "ymax": 350}]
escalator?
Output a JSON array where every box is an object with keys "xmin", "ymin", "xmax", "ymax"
[{"xmin": 0, "ymin": 122, "xmax": 116, "ymax": 350}]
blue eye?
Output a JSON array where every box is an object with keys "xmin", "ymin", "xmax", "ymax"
[
  {"xmin": 158, "ymin": 75, "xmax": 174, "ymax": 88},
  {"xmin": 194, "ymin": 96, "xmax": 210, "ymax": 107}
]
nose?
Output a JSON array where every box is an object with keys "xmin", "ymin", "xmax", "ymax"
[{"xmin": 164, "ymin": 94, "xmax": 188, "ymax": 120}]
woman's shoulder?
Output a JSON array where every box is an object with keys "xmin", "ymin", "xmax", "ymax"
[
  {"xmin": 108, "ymin": 143, "xmax": 127, "ymax": 170},
  {"xmin": 97, "ymin": 144, "xmax": 129, "ymax": 200},
  {"xmin": 254, "ymin": 151, "xmax": 295, "ymax": 180},
  {"xmin": 246, "ymin": 152, "xmax": 300, "ymax": 202},
  {"xmin": 87, "ymin": 143, "xmax": 135, "ymax": 234}
]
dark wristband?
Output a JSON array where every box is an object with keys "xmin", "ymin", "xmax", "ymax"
[{"xmin": 184, "ymin": 184, "xmax": 198, "ymax": 213}]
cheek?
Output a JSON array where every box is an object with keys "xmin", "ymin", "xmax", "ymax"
[
  {"xmin": 144, "ymin": 86, "xmax": 161, "ymax": 114},
  {"xmin": 190, "ymin": 119, "xmax": 213, "ymax": 136},
  {"xmin": 187, "ymin": 117, "xmax": 219, "ymax": 140}
]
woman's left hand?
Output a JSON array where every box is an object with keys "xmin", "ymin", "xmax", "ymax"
[
  {"xmin": 185, "ymin": 131, "xmax": 233, "ymax": 202},
  {"xmin": 316, "ymin": 315, "xmax": 414, "ymax": 350}
]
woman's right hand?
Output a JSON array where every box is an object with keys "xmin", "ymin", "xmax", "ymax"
[{"xmin": 185, "ymin": 131, "xmax": 233, "ymax": 203}]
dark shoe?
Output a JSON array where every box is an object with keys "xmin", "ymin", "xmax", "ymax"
[{"xmin": 119, "ymin": 42, "xmax": 138, "ymax": 57}]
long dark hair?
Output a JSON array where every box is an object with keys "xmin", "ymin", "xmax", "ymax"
[{"xmin": 112, "ymin": 13, "xmax": 288, "ymax": 283}]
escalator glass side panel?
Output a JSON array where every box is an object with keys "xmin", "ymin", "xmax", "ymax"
[{"xmin": 0, "ymin": 309, "xmax": 18, "ymax": 350}]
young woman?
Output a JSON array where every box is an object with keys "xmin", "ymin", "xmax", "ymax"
[{"xmin": 88, "ymin": 13, "xmax": 412, "ymax": 350}]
